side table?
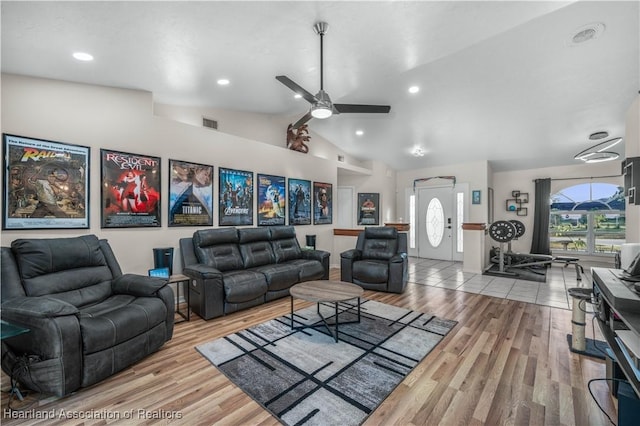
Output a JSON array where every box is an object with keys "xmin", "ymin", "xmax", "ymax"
[{"xmin": 169, "ymin": 274, "xmax": 191, "ymax": 322}]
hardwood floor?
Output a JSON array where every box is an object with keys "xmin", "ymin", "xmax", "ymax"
[{"xmin": 1, "ymin": 269, "xmax": 618, "ymax": 425}]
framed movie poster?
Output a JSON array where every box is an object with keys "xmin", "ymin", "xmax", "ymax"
[
  {"xmin": 100, "ymin": 149, "xmax": 161, "ymax": 228},
  {"xmin": 288, "ymin": 178, "xmax": 311, "ymax": 225},
  {"xmin": 168, "ymin": 159, "xmax": 213, "ymax": 226},
  {"xmin": 3, "ymin": 133, "xmax": 90, "ymax": 229},
  {"xmin": 257, "ymin": 173, "xmax": 286, "ymax": 226},
  {"xmin": 219, "ymin": 167, "xmax": 253, "ymax": 226},
  {"xmin": 357, "ymin": 192, "xmax": 379, "ymax": 225},
  {"xmin": 313, "ymin": 181, "xmax": 333, "ymax": 225}
]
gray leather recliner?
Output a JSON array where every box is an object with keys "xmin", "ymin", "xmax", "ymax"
[
  {"xmin": 1, "ymin": 235, "xmax": 174, "ymax": 396},
  {"xmin": 340, "ymin": 226, "xmax": 408, "ymax": 293}
]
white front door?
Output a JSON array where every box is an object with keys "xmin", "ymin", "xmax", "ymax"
[{"xmin": 418, "ymin": 187, "xmax": 455, "ymax": 260}]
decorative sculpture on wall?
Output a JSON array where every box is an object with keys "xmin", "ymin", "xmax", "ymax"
[{"xmin": 286, "ymin": 124, "xmax": 311, "ymax": 153}]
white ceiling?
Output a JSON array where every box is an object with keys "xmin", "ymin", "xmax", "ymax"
[{"xmin": 2, "ymin": 1, "xmax": 638, "ymax": 172}]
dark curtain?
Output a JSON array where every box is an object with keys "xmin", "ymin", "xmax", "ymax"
[{"xmin": 530, "ymin": 178, "xmax": 551, "ymax": 255}]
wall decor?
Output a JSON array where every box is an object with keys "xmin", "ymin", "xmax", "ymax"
[
  {"xmin": 506, "ymin": 199, "xmax": 520, "ymax": 212},
  {"xmin": 357, "ymin": 192, "xmax": 379, "ymax": 225},
  {"xmin": 100, "ymin": 149, "xmax": 161, "ymax": 228},
  {"xmin": 286, "ymin": 124, "xmax": 311, "ymax": 153},
  {"xmin": 313, "ymin": 181, "xmax": 333, "ymax": 225},
  {"xmin": 219, "ymin": 167, "xmax": 253, "ymax": 226},
  {"xmin": 472, "ymin": 190, "xmax": 481, "ymax": 205},
  {"xmin": 168, "ymin": 159, "xmax": 213, "ymax": 226},
  {"xmin": 288, "ymin": 178, "xmax": 311, "ymax": 225},
  {"xmin": 517, "ymin": 207, "xmax": 528, "ymax": 217},
  {"xmin": 508, "ymin": 190, "xmax": 529, "ymax": 216},
  {"xmin": 257, "ymin": 173, "xmax": 286, "ymax": 226},
  {"xmin": 3, "ymin": 133, "xmax": 90, "ymax": 229}
]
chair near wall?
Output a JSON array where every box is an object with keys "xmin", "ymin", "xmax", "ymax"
[
  {"xmin": 1, "ymin": 235, "xmax": 175, "ymax": 397},
  {"xmin": 340, "ymin": 226, "xmax": 408, "ymax": 293}
]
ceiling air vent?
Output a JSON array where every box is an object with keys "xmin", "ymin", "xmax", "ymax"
[{"xmin": 202, "ymin": 117, "xmax": 218, "ymax": 130}]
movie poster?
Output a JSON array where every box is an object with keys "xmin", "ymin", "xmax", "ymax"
[
  {"xmin": 100, "ymin": 149, "xmax": 161, "ymax": 228},
  {"xmin": 3, "ymin": 134, "xmax": 90, "ymax": 229},
  {"xmin": 257, "ymin": 173, "xmax": 286, "ymax": 226},
  {"xmin": 219, "ymin": 167, "xmax": 253, "ymax": 226},
  {"xmin": 358, "ymin": 192, "xmax": 380, "ymax": 225},
  {"xmin": 313, "ymin": 181, "xmax": 333, "ymax": 225},
  {"xmin": 169, "ymin": 159, "xmax": 213, "ymax": 226},
  {"xmin": 288, "ymin": 178, "xmax": 311, "ymax": 225}
]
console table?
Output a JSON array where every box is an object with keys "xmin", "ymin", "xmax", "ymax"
[{"xmin": 592, "ymin": 268, "xmax": 640, "ymax": 397}]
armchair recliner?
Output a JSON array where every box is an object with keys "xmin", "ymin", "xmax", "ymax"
[
  {"xmin": 1, "ymin": 235, "xmax": 174, "ymax": 396},
  {"xmin": 340, "ymin": 226, "xmax": 408, "ymax": 293}
]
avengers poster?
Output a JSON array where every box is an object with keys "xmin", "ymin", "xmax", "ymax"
[
  {"xmin": 169, "ymin": 159, "xmax": 213, "ymax": 226},
  {"xmin": 313, "ymin": 181, "xmax": 333, "ymax": 225},
  {"xmin": 288, "ymin": 178, "xmax": 311, "ymax": 225},
  {"xmin": 257, "ymin": 173, "xmax": 285, "ymax": 226},
  {"xmin": 219, "ymin": 167, "xmax": 253, "ymax": 226},
  {"xmin": 100, "ymin": 149, "xmax": 161, "ymax": 228},
  {"xmin": 3, "ymin": 133, "xmax": 89, "ymax": 229}
]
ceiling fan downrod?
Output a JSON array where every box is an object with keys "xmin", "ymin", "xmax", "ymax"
[{"xmin": 314, "ymin": 22, "xmax": 328, "ymax": 91}]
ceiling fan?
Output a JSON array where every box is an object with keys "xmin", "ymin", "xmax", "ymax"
[{"xmin": 276, "ymin": 22, "xmax": 391, "ymax": 129}]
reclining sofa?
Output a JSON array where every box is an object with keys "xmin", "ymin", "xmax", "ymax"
[
  {"xmin": 180, "ymin": 226, "xmax": 330, "ymax": 320},
  {"xmin": 1, "ymin": 235, "xmax": 174, "ymax": 397}
]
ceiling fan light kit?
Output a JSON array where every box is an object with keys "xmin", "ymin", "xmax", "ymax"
[{"xmin": 276, "ymin": 21, "xmax": 390, "ymax": 129}]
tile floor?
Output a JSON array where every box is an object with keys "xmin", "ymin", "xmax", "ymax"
[{"xmin": 407, "ymin": 256, "xmax": 615, "ymax": 310}]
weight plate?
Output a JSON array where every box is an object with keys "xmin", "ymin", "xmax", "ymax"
[
  {"xmin": 510, "ymin": 220, "xmax": 525, "ymax": 238},
  {"xmin": 489, "ymin": 220, "xmax": 516, "ymax": 243}
]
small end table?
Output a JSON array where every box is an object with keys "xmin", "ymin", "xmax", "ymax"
[{"xmin": 169, "ymin": 274, "xmax": 191, "ymax": 322}]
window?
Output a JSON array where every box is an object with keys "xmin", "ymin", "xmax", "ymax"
[
  {"xmin": 426, "ymin": 198, "xmax": 445, "ymax": 247},
  {"xmin": 456, "ymin": 192, "xmax": 464, "ymax": 252},
  {"xmin": 549, "ymin": 183, "xmax": 625, "ymax": 255}
]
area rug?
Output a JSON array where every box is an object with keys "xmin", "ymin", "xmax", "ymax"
[{"xmin": 196, "ymin": 299, "xmax": 457, "ymax": 426}]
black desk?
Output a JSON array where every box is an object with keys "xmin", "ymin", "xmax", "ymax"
[{"xmin": 592, "ymin": 268, "xmax": 640, "ymax": 397}]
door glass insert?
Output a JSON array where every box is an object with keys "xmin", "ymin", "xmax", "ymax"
[{"xmin": 426, "ymin": 198, "xmax": 445, "ymax": 247}]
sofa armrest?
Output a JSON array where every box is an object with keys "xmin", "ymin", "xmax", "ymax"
[
  {"xmin": 112, "ymin": 273, "xmax": 168, "ymax": 297},
  {"xmin": 390, "ymin": 253, "xmax": 407, "ymax": 263},
  {"xmin": 182, "ymin": 265, "xmax": 225, "ymax": 320},
  {"xmin": 301, "ymin": 249, "xmax": 330, "ymax": 280},
  {"xmin": 340, "ymin": 249, "xmax": 362, "ymax": 260},
  {"xmin": 388, "ymin": 253, "xmax": 408, "ymax": 294},
  {"xmin": 2, "ymin": 296, "xmax": 78, "ymax": 319}
]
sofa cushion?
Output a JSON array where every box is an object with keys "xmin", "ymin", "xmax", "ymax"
[
  {"xmin": 222, "ymin": 271, "xmax": 268, "ymax": 304},
  {"xmin": 361, "ymin": 238, "xmax": 398, "ymax": 261},
  {"xmin": 352, "ymin": 259, "xmax": 389, "ymax": 284},
  {"xmin": 252, "ymin": 264, "xmax": 300, "ymax": 292},
  {"xmin": 79, "ymin": 295, "xmax": 168, "ymax": 354},
  {"xmin": 285, "ymin": 259, "xmax": 325, "ymax": 281},
  {"xmin": 193, "ymin": 228, "xmax": 243, "ymax": 271}
]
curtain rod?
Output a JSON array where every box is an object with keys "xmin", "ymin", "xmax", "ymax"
[{"xmin": 532, "ymin": 174, "xmax": 622, "ymax": 182}]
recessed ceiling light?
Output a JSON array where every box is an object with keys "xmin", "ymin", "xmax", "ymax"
[
  {"xmin": 294, "ymin": 94, "xmax": 302, "ymax": 99},
  {"xmin": 412, "ymin": 147, "xmax": 425, "ymax": 157},
  {"xmin": 568, "ymin": 22, "xmax": 605, "ymax": 46},
  {"xmin": 589, "ymin": 131, "xmax": 609, "ymax": 140},
  {"xmin": 355, "ymin": 130, "xmax": 364, "ymax": 136},
  {"xmin": 217, "ymin": 79, "xmax": 230, "ymax": 86},
  {"xmin": 408, "ymin": 86, "xmax": 420, "ymax": 94},
  {"xmin": 72, "ymin": 52, "xmax": 93, "ymax": 61}
]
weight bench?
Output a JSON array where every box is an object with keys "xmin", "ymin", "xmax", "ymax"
[{"xmin": 554, "ymin": 256, "xmax": 584, "ymax": 281}]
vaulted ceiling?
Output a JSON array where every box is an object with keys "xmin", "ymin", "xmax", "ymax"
[{"xmin": 2, "ymin": 1, "xmax": 638, "ymax": 171}]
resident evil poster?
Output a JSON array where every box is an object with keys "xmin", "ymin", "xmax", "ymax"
[
  {"xmin": 313, "ymin": 181, "xmax": 333, "ymax": 225},
  {"xmin": 100, "ymin": 149, "xmax": 161, "ymax": 228},
  {"xmin": 288, "ymin": 178, "xmax": 311, "ymax": 225},
  {"xmin": 219, "ymin": 167, "xmax": 253, "ymax": 226},
  {"xmin": 169, "ymin": 159, "xmax": 213, "ymax": 226},
  {"xmin": 3, "ymin": 133, "xmax": 90, "ymax": 229},
  {"xmin": 257, "ymin": 173, "xmax": 285, "ymax": 226}
]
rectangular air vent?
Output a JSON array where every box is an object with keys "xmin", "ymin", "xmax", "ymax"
[{"xmin": 202, "ymin": 117, "xmax": 218, "ymax": 130}]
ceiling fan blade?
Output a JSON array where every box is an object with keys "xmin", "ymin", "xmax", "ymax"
[
  {"xmin": 276, "ymin": 76, "xmax": 317, "ymax": 104},
  {"xmin": 333, "ymin": 104, "xmax": 391, "ymax": 114},
  {"xmin": 292, "ymin": 111, "xmax": 314, "ymax": 129}
]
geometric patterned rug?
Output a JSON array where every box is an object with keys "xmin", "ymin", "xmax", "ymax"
[{"xmin": 196, "ymin": 299, "xmax": 457, "ymax": 426}]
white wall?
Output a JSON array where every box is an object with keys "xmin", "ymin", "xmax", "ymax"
[
  {"xmin": 625, "ymin": 95, "xmax": 640, "ymax": 243},
  {"xmin": 0, "ymin": 74, "xmax": 352, "ymax": 272}
]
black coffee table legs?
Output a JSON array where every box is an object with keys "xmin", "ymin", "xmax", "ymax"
[{"xmin": 290, "ymin": 297, "xmax": 361, "ymax": 342}]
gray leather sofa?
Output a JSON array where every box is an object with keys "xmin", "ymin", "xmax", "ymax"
[
  {"xmin": 180, "ymin": 226, "xmax": 330, "ymax": 320},
  {"xmin": 340, "ymin": 226, "xmax": 408, "ymax": 293},
  {"xmin": 1, "ymin": 235, "xmax": 174, "ymax": 397}
]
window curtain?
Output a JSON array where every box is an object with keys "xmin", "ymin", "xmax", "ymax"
[{"xmin": 530, "ymin": 178, "xmax": 551, "ymax": 255}]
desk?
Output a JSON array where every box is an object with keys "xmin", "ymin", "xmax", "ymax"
[
  {"xmin": 169, "ymin": 274, "xmax": 191, "ymax": 322},
  {"xmin": 592, "ymin": 268, "xmax": 640, "ymax": 398}
]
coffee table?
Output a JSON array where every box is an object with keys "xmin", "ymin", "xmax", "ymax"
[{"xmin": 289, "ymin": 280, "xmax": 364, "ymax": 342}]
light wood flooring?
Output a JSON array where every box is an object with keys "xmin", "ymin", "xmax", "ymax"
[{"xmin": 1, "ymin": 268, "xmax": 619, "ymax": 425}]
